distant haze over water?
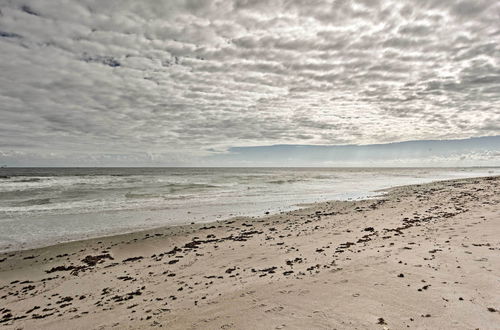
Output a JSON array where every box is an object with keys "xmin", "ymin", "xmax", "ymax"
[{"xmin": 0, "ymin": 167, "xmax": 498, "ymax": 252}]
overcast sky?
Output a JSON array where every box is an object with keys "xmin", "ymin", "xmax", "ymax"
[{"xmin": 0, "ymin": 0, "xmax": 499, "ymax": 166}]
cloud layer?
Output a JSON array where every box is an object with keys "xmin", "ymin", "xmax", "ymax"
[
  {"xmin": 210, "ymin": 135, "xmax": 500, "ymax": 167},
  {"xmin": 0, "ymin": 0, "xmax": 499, "ymax": 165}
]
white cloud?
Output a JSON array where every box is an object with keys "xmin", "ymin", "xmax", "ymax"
[{"xmin": 0, "ymin": 0, "xmax": 499, "ymax": 165}]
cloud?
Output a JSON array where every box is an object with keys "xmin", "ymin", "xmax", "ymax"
[
  {"xmin": 0, "ymin": 0, "xmax": 499, "ymax": 165},
  {"xmin": 206, "ymin": 135, "xmax": 500, "ymax": 167}
]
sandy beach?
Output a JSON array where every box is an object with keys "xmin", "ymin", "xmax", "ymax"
[{"xmin": 0, "ymin": 176, "xmax": 499, "ymax": 329}]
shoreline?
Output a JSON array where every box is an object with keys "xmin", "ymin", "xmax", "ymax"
[
  {"xmin": 1, "ymin": 175, "xmax": 499, "ymax": 329},
  {"xmin": 0, "ymin": 174, "xmax": 495, "ymax": 255}
]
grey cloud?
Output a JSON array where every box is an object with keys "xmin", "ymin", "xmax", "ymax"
[
  {"xmin": 0, "ymin": 0, "xmax": 499, "ymax": 166},
  {"xmin": 0, "ymin": 31, "xmax": 20, "ymax": 38},
  {"xmin": 20, "ymin": 5, "xmax": 40, "ymax": 16},
  {"xmin": 398, "ymin": 23, "xmax": 432, "ymax": 36},
  {"xmin": 451, "ymin": 0, "xmax": 492, "ymax": 17},
  {"xmin": 82, "ymin": 54, "xmax": 121, "ymax": 67}
]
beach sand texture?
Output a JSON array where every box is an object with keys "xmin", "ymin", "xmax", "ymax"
[{"xmin": 1, "ymin": 176, "xmax": 499, "ymax": 329}]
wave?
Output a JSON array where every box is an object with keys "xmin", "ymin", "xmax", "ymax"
[
  {"xmin": 125, "ymin": 192, "xmax": 159, "ymax": 199},
  {"xmin": 125, "ymin": 183, "xmax": 220, "ymax": 199},
  {"xmin": 11, "ymin": 178, "xmax": 42, "ymax": 183},
  {"xmin": 12, "ymin": 198, "xmax": 51, "ymax": 206},
  {"xmin": 165, "ymin": 183, "xmax": 219, "ymax": 192},
  {"xmin": 267, "ymin": 179, "xmax": 304, "ymax": 184}
]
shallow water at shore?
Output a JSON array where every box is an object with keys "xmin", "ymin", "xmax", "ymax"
[{"xmin": 0, "ymin": 167, "xmax": 498, "ymax": 251}]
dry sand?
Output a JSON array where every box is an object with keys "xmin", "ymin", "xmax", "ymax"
[{"xmin": 1, "ymin": 176, "xmax": 499, "ymax": 329}]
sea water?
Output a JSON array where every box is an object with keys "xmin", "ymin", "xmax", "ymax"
[{"xmin": 0, "ymin": 167, "xmax": 498, "ymax": 252}]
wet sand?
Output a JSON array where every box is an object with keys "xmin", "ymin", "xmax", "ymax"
[{"xmin": 1, "ymin": 176, "xmax": 499, "ymax": 329}]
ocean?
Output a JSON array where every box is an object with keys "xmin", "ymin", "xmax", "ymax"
[{"xmin": 0, "ymin": 167, "xmax": 498, "ymax": 252}]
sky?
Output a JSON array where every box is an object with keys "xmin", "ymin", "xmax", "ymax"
[{"xmin": 0, "ymin": 0, "xmax": 499, "ymax": 167}]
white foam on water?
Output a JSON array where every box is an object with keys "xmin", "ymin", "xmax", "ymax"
[{"xmin": 0, "ymin": 167, "xmax": 498, "ymax": 252}]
